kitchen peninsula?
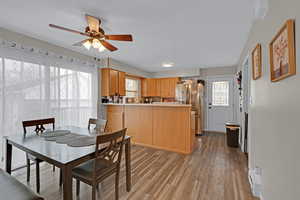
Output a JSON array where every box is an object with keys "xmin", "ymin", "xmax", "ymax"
[{"xmin": 104, "ymin": 103, "xmax": 196, "ymax": 154}]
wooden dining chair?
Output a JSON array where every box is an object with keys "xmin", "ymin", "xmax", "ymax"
[
  {"xmin": 22, "ymin": 118, "xmax": 56, "ymax": 193},
  {"xmin": 88, "ymin": 118, "xmax": 108, "ymax": 132},
  {"xmin": 72, "ymin": 128, "xmax": 127, "ymax": 200}
]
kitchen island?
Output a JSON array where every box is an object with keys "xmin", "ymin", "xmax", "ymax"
[{"xmin": 103, "ymin": 103, "xmax": 196, "ymax": 154}]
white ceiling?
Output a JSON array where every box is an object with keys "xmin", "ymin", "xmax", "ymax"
[{"xmin": 0, "ymin": 0, "xmax": 255, "ymax": 72}]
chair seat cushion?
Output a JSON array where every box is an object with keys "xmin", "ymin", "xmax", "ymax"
[
  {"xmin": 72, "ymin": 159, "xmax": 116, "ymax": 181},
  {"xmin": 0, "ymin": 169, "xmax": 43, "ymax": 200}
]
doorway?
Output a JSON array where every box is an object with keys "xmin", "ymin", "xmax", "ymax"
[
  {"xmin": 241, "ymin": 57, "xmax": 251, "ymax": 153},
  {"xmin": 206, "ymin": 77, "xmax": 235, "ymax": 132}
]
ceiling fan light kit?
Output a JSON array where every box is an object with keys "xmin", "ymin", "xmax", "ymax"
[
  {"xmin": 92, "ymin": 38, "xmax": 102, "ymax": 49},
  {"xmin": 83, "ymin": 40, "xmax": 92, "ymax": 50},
  {"xmin": 49, "ymin": 14, "xmax": 133, "ymax": 52},
  {"xmin": 98, "ymin": 45, "xmax": 106, "ymax": 52}
]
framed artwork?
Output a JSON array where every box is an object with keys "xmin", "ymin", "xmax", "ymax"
[
  {"xmin": 252, "ymin": 44, "xmax": 262, "ymax": 80},
  {"xmin": 269, "ymin": 19, "xmax": 296, "ymax": 82}
]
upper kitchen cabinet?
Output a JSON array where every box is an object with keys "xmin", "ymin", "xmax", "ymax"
[
  {"xmin": 161, "ymin": 77, "xmax": 180, "ymax": 98},
  {"xmin": 118, "ymin": 71, "xmax": 126, "ymax": 96},
  {"xmin": 141, "ymin": 78, "xmax": 148, "ymax": 97},
  {"xmin": 101, "ymin": 68, "xmax": 126, "ymax": 96},
  {"xmin": 142, "ymin": 77, "xmax": 179, "ymax": 98},
  {"xmin": 169, "ymin": 77, "xmax": 180, "ymax": 97},
  {"xmin": 155, "ymin": 79, "xmax": 161, "ymax": 97},
  {"xmin": 109, "ymin": 69, "xmax": 119, "ymax": 96},
  {"xmin": 142, "ymin": 78, "xmax": 161, "ymax": 97},
  {"xmin": 160, "ymin": 78, "xmax": 170, "ymax": 98}
]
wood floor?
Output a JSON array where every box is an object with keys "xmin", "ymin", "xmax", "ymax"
[{"xmin": 12, "ymin": 132, "xmax": 258, "ymax": 200}]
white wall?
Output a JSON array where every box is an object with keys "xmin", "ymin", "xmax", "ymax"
[
  {"xmin": 0, "ymin": 27, "xmax": 96, "ymax": 62},
  {"xmin": 150, "ymin": 66, "xmax": 237, "ymax": 78},
  {"xmin": 200, "ymin": 66, "xmax": 237, "ymax": 77},
  {"xmin": 99, "ymin": 57, "xmax": 152, "ymax": 78},
  {"xmin": 237, "ymin": 0, "xmax": 300, "ymax": 199}
]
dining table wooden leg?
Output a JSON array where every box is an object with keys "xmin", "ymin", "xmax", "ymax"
[
  {"xmin": 62, "ymin": 165, "xmax": 73, "ymax": 200},
  {"xmin": 125, "ymin": 138, "xmax": 131, "ymax": 192},
  {"xmin": 5, "ymin": 139, "xmax": 12, "ymax": 174}
]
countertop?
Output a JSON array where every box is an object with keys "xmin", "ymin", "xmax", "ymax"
[{"xmin": 102, "ymin": 103, "xmax": 192, "ymax": 107}]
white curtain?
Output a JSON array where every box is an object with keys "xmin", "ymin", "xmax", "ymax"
[{"xmin": 0, "ymin": 50, "xmax": 98, "ymax": 168}]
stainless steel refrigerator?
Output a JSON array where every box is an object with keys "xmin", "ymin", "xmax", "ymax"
[{"xmin": 175, "ymin": 79, "xmax": 205, "ymax": 135}]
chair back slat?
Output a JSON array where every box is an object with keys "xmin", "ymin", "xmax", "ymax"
[
  {"xmin": 88, "ymin": 118, "xmax": 107, "ymax": 132},
  {"xmin": 22, "ymin": 118, "xmax": 55, "ymax": 135},
  {"xmin": 93, "ymin": 128, "xmax": 127, "ymax": 177}
]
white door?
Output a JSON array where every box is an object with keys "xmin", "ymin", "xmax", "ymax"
[{"xmin": 207, "ymin": 78, "xmax": 234, "ymax": 132}]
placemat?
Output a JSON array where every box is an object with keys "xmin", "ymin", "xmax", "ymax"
[
  {"xmin": 55, "ymin": 134, "xmax": 86, "ymax": 144},
  {"xmin": 43, "ymin": 131, "xmax": 97, "ymax": 147},
  {"xmin": 67, "ymin": 136, "xmax": 96, "ymax": 147},
  {"xmin": 41, "ymin": 130, "xmax": 71, "ymax": 138}
]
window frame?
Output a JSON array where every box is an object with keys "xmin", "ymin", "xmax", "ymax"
[
  {"xmin": 211, "ymin": 81, "xmax": 230, "ymax": 107},
  {"xmin": 125, "ymin": 76, "xmax": 141, "ymax": 98}
]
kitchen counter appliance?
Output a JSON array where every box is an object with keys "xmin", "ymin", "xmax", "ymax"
[{"xmin": 176, "ymin": 79, "xmax": 205, "ymax": 135}]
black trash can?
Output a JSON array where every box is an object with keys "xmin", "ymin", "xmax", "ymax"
[{"xmin": 225, "ymin": 123, "xmax": 240, "ymax": 148}]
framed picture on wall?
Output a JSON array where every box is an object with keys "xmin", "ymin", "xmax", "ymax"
[
  {"xmin": 269, "ymin": 19, "xmax": 296, "ymax": 82},
  {"xmin": 252, "ymin": 44, "xmax": 262, "ymax": 80}
]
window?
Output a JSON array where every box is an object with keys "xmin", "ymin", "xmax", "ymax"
[
  {"xmin": 0, "ymin": 57, "xmax": 97, "ymax": 168},
  {"xmin": 125, "ymin": 77, "xmax": 140, "ymax": 97},
  {"xmin": 212, "ymin": 81, "xmax": 229, "ymax": 106}
]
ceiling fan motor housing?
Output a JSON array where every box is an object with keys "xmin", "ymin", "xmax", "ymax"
[{"xmin": 85, "ymin": 26, "xmax": 105, "ymax": 36}]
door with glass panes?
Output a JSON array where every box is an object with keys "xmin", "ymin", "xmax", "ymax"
[{"xmin": 207, "ymin": 77, "xmax": 234, "ymax": 132}]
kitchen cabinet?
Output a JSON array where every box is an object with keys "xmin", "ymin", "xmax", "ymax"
[
  {"xmin": 160, "ymin": 77, "xmax": 180, "ymax": 98},
  {"xmin": 141, "ymin": 78, "xmax": 159, "ymax": 97},
  {"xmin": 154, "ymin": 79, "xmax": 161, "ymax": 97},
  {"xmin": 147, "ymin": 79, "xmax": 156, "ymax": 97},
  {"xmin": 124, "ymin": 106, "xmax": 153, "ymax": 145},
  {"xmin": 169, "ymin": 77, "xmax": 179, "ymax": 98},
  {"xmin": 101, "ymin": 68, "xmax": 126, "ymax": 96},
  {"xmin": 160, "ymin": 78, "xmax": 170, "ymax": 98},
  {"xmin": 141, "ymin": 78, "xmax": 148, "ymax": 97},
  {"xmin": 106, "ymin": 104, "xmax": 194, "ymax": 154},
  {"xmin": 109, "ymin": 69, "xmax": 118, "ymax": 96},
  {"xmin": 106, "ymin": 105, "xmax": 124, "ymax": 132},
  {"xmin": 152, "ymin": 106, "xmax": 190, "ymax": 153},
  {"xmin": 141, "ymin": 77, "xmax": 179, "ymax": 98},
  {"xmin": 118, "ymin": 71, "xmax": 126, "ymax": 96}
]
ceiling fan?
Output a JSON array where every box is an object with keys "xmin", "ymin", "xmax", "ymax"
[{"xmin": 49, "ymin": 14, "xmax": 133, "ymax": 52}]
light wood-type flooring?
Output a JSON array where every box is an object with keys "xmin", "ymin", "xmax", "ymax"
[{"xmin": 12, "ymin": 132, "xmax": 258, "ymax": 200}]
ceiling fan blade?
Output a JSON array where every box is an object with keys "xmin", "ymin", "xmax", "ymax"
[
  {"xmin": 49, "ymin": 24, "xmax": 90, "ymax": 37},
  {"xmin": 105, "ymin": 35, "xmax": 133, "ymax": 41},
  {"xmin": 85, "ymin": 14, "xmax": 100, "ymax": 32},
  {"xmin": 100, "ymin": 40, "xmax": 118, "ymax": 52},
  {"xmin": 72, "ymin": 39, "xmax": 90, "ymax": 46}
]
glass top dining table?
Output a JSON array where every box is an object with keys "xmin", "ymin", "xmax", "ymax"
[{"xmin": 4, "ymin": 126, "xmax": 131, "ymax": 200}]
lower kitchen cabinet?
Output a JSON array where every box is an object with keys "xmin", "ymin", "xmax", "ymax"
[
  {"xmin": 106, "ymin": 105, "xmax": 124, "ymax": 132},
  {"xmin": 152, "ymin": 107, "xmax": 190, "ymax": 153},
  {"xmin": 124, "ymin": 106, "xmax": 153, "ymax": 145},
  {"xmin": 105, "ymin": 104, "xmax": 195, "ymax": 154}
]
